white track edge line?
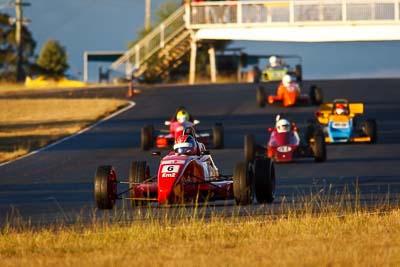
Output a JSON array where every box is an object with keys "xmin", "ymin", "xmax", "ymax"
[{"xmin": 0, "ymin": 100, "xmax": 136, "ymax": 167}]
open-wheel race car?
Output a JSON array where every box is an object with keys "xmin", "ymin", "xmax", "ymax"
[
  {"xmin": 257, "ymin": 75, "xmax": 323, "ymax": 108},
  {"xmin": 260, "ymin": 55, "xmax": 303, "ymax": 83},
  {"xmin": 244, "ymin": 115, "xmax": 326, "ymax": 163},
  {"xmin": 311, "ymin": 99, "xmax": 377, "ymax": 144},
  {"xmin": 94, "ymin": 127, "xmax": 276, "ymax": 209},
  {"xmin": 141, "ymin": 107, "xmax": 224, "ymax": 150}
]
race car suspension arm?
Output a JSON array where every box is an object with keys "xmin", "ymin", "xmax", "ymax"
[
  {"xmin": 183, "ymin": 174, "xmax": 232, "ymax": 187},
  {"xmin": 115, "ymin": 187, "xmax": 132, "ymax": 199},
  {"xmin": 118, "ymin": 175, "xmax": 157, "ymax": 185},
  {"xmin": 116, "ymin": 175, "xmax": 157, "ymax": 198}
]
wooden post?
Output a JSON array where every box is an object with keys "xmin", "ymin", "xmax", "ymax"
[
  {"xmin": 145, "ymin": 0, "xmax": 151, "ymax": 31},
  {"xmin": 189, "ymin": 37, "xmax": 197, "ymax": 85},
  {"xmin": 15, "ymin": 0, "xmax": 23, "ymax": 81},
  {"xmin": 208, "ymin": 46, "xmax": 216, "ymax": 83}
]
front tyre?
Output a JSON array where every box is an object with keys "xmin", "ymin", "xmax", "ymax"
[
  {"xmin": 295, "ymin": 64, "xmax": 302, "ymax": 82},
  {"xmin": 141, "ymin": 125, "xmax": 154, "ymax": 150},
  {"xmin": 305, "ymin": 119, "xmax": 316, "ymax": 144},
  {"xmin": 254, "ymin": 158, "xmax": 275, "ymax": 204},
  {"xmin": 257, "ymin": 86, "xmax": 266, "ymax": 107},
  {"xmin": 364, "ymin": 119, "xmax": 377, "ymax": 144},
  {"xmin": 244, "ymin": 134, "xmax": 256, "ymax": 162},
  {"xmin": 309, "ymin": 85, "xmax": 323, "ymax": 105},
  {"xmin": 312, "ymin": 131, "xmax": 327, "ymax": 162},
  {"xmin": 233, "ymin": 162, "xmax": 253, "ymax": 205},
  {"xmin": 213, "ymin": 124, "xmax": 224, "ymax": 149},
  {"xmin": 94, "ymin": 165, "xmax": 117, "ymax": 209}
]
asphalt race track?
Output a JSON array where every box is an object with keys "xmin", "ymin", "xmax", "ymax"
[{"xmin": 1, "ymin": 79, "xmax": 400, "ymax": 224}]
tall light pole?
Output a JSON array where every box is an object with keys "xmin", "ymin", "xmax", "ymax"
[
  {"xmin": 14, "ymin": 0, "xmax": 30, "ymax": 82},
  {"xmin": 145, "ymin": 0, "xmax": 151, "ymax": 31}
]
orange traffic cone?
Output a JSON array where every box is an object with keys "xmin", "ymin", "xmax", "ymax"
[{"xmin": 126, "ymin": 81, "xmax": 134, "ymax": 98}]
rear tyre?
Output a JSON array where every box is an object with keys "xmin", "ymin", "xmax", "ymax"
[
  {"xmin": 313, "ymin": 131, "xmax": 327, "ymax": 162},
  {"xmin": 256, "ymin": 86, "xmax": 266, "ymax": 107},
  {"xmin": 364, "ymin": 119, "xmax": 377, "ymax": 144},
  {"xmin": 305, "ymin": 119, "xmax": 316, "ymax": 144},
  {"xmin": 309, "ymin": 85, "xmax": 323, "ymax": 105},
  {"xmin": 254, "ymin": 158, "xmax": 275, "ymax": 204},
  {"xmin": 233, "ymin": 162, "xmax": 253, "ymax": 205},
  {"xmin": 213, "ymin": 124, "xmax": 224, "ymax": 149},
  {"xmin": 141, "ymin": 125, "xmax": 154, "ymax": 150},
  {"xmin": 94, "ymin": 165, "xmax": 117, "ymax": 209},
  {"xmin": 244, "ymin": 134, "xmax": 256, "ymax": 162},
  {"xmin": 295, "ymin": 64, "xmax": 302, "ymax": 82},
  {"xmin": 129, "ymin": 161, "xmax": 148, "ymax": 207}
]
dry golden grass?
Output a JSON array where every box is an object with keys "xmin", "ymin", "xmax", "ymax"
[
  {"xmin": 0, "ymin": 98, "xmax": 127, "ymax": 163},
  {"xmin": 0, "ymin": 210, "xmax": 399, "ymax": 267},
  {"xmin": 0, "ymin": 82, "xmax": 115, "ymax": 94}
]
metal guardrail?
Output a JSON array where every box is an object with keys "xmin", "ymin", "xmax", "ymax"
[
  {"xmin": 188, "ymin": 0, "xmax": 400, "ymax": 27},
  {"xmin": 109, "ymin": 6, "xmax": 186, "ymax": 73}
]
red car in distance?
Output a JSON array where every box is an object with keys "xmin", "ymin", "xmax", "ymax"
[
  {"xmin": 141, "ymin": 107, "xmax": 224, "ymax": 150},
  {"xmin": 244, "ymin": 115, "xmax": 326, "ymax": 163}
]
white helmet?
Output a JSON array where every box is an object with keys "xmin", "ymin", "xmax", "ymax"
[
  {"xmin": 269, "ymin": 56, "xmax": 278, "ymax": 67},
  {"xmin": 282, "ymin": 74, "xmax": 292, "ymax": 87},
  {"xmin": 276, "ymin": 119, "xmax": 291, "ymax": 133}
]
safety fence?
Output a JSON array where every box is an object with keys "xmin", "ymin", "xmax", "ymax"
[
  {"xmin": 188, "ymin": 0, "xmax": 400, "ymax": 27},
  {"xmin": 109, "ymin": 1, "xmax": 399, "ymax": 74}
]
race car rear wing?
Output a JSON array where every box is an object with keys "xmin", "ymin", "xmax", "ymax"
[{"xmin": 315, "ymin": 103, "xmax": 364, "ymax": 124}]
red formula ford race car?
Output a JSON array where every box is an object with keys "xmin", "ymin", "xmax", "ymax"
[
  {"xmin": 141, "ymin": 107, "xmax": 224, "ymax": 150},
  {"xmin": 256, "ymin": 75, "xmax": 323, "ymax": 107},
  {"xmin": 244, "ymin": 115, "xmax": 326, "ymax": 163},
  {"xmin": 94, "ymin": 127, "xmax": 276, "ymax": 208}
]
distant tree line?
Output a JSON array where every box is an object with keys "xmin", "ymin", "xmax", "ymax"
[{"xmin": 0, "ymin": 13, "xmax": 68, "ymax": 82}]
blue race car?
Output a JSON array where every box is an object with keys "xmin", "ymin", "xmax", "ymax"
[{"xmin": 311, "ymin": 99, "xmax": 377, "ymax": 144}]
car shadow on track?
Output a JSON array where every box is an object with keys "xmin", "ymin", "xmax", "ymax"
[{"xmin": 324, "ymin": 156, "xmax": 400, "ymax": 163}]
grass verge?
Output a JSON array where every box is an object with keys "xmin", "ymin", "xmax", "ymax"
[
  {"xmin": 0, "ymin": 83, "xmax": 117, "ymax": 95},
  {"xmin": 0, "ymin": 207, "xmax": 399, "ymax": 267},
  {"xmin": 0, "ymin": 98, "xmax": 128, "ymax": 163}
]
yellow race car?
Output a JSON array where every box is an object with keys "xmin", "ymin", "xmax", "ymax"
[{"xmin": 310, "ymin": 99, "xmax": 377, "ymax": 144}]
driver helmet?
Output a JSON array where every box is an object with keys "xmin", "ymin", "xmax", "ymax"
[
  {"xmin": 282, "ymin": 74, "xmax": 292, "ymax": 87},
  {"xmin": 276, "ymin": 119, "xmax": 291, "ymax": 133},
  {"xmin": 177, "ymin": 110, "xmax": 190, "ymax": 123},
  {"xmin": 269, "ymin": 56, "xmax": 278, "ymax": 67},
  {"xmin": 173, "ymin": 135, "xmax": 198, "ymax": 155},
  {"xmin": 335, "ymin": 104, "xmax": 346, "ymax": 115}
]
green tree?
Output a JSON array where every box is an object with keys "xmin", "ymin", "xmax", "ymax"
[
  {"xmin": 36, "ymin": 40, "xmax": 69, "ymax": 79},
  {"xmin": 156, "ymin": 1, "xmax": 179, "ymax": 22},
  {"xmin": 130, "ymin": 0, "xmax": 179, "ymax": 47},
  {"xmin": 0, "ymin": 13, "xmax": 36, "ymax": 82}
]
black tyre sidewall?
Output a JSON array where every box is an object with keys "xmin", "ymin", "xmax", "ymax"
[
  {"xmin": 213, "ymin": 125, "xmax": 224, "ymax": 149},
  {"xmin": 233, "ymin": 162, "xmax": 252, "ymax": 205},
  {"xmin": 257, "ymin": 86, "xmax": 266, "ymax": 107},
  {"xmin": 94, "ymin": 165, "xmax": 116, "ymax": 209},
  {"xmin": 141, "ymin": 125, "xmax": 153, "ymax": 150},
  {"xmin": 295, "ymin": 64, "xmax": 302, "ymax": 82},
  {"xmin": 129, "ymin": 161, "xmax": 147, "ymax": 207},
  {"xmin": 309, "ymin": 86, "xmax": 323, "ymax": 105},
  {"xmin": 313, "ymin": 133, "xmax": 327, "ymax": 162},
  {"xmin": 254, "ymin": 158, "xmax": 275, "ymax": 203},
  {"xmin": 365, "ymin": 119, "xmax": 378, "ymax": 144},
  {"xmin": 244, "ymin": 134, "xmax": 255, "ymax": 162}
]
